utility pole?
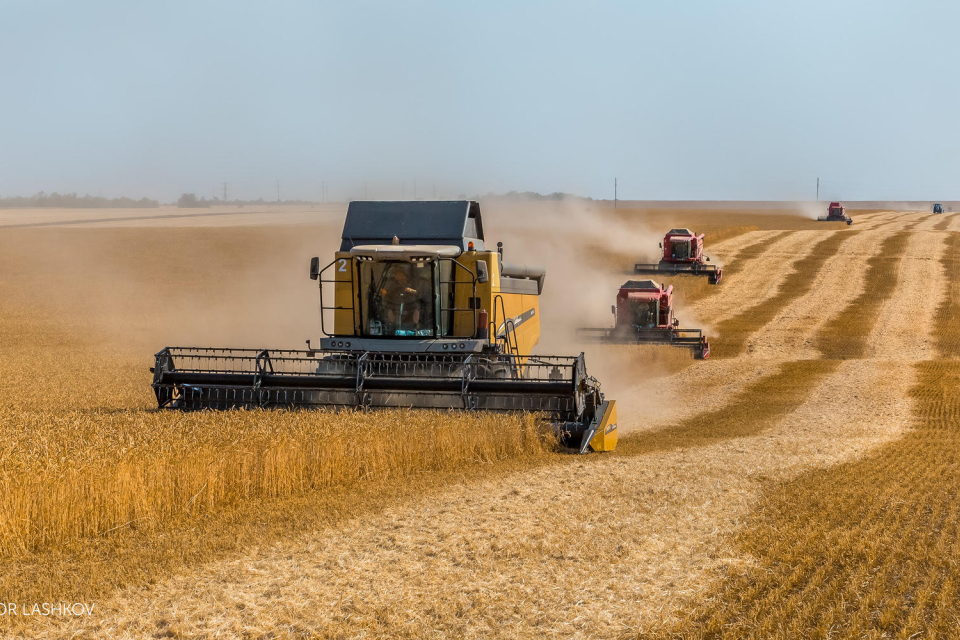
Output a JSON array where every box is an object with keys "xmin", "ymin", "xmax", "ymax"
[
  {"xmin": 614, "ymin": 177, "xmax": 618, "ymax": 209},
  {"xmin": 222, "ymin": 182, "xmax": 228, "ymax": 201},
  {"xmin": 816, "ymin": 177, "xmax": 820, "ymax": 201}
]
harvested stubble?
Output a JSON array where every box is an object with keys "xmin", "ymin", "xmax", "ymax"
[
  {"xmin": 654, "ymin": 363, "xmax": 960, "ymax": 639},
  {"xmin": 671, "ymin": 230, "xmax": 795, "ymax": 307},
  {"xmin": 619, "ymin": 230, "xmax": 902, "ymax": 457},
  {"xmin": 815, "ymin": 231, "xmax": 911, "ymax": 359},
  {"xmin": 616, "ymin": 359, "xmax": 838, "ymax": 456},
  {"xmin": 933, "ymin": 214, "xmax": 956, "ymax": 232},
  {"xmin": 711, "ymin": 232, "xmax": 853, "ymax": 358},
  {"xmin": 648, "ymin": 233, "xmax": 960, "ymax": 639}
]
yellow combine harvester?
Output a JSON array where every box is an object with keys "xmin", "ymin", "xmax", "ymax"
[{"xmin": 152, "ymin": 201, "xmax": 617, "ymax": 453}]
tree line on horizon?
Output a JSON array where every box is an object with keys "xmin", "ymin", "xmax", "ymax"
[
  {"xmin": 176, "ymin": 193, "xmax": 325, "ymax": 208},
  {"xmin": 0, "ymin": 192, "xmax": 159, "ymax": 208}
]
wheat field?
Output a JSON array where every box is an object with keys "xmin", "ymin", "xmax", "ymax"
[{"xmin": 2, "ymin": 204, "xmax": 957, "ymax": 638}]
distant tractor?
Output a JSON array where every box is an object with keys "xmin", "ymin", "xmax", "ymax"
[
  {"xmin": 818, "ymin": 202, "xmax": 853, "ymax": 225},
  {"xmin": 577, "ymin": 280, "xmax": 710, "ymax": 359},
  {"xmin": 934, "ymin": 203, "xmax": 944, "ymax": 214},
  {"xmin": 634, "ymin": 228, "xmax": 722, "ymax": 284}
]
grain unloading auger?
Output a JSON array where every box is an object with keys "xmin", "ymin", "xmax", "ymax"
[
  {"xmin": 151, "ymin": 201, "xmax": 617, "ymax": 454},
  {"xmin": 634, "ymin": 229, "xmax": 721, "ymax": 284},
  {"xmin": 576, "ymin": 280, "xmax": 710, "ymax": 359}
]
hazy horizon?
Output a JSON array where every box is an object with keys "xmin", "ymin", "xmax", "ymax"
[{"xmin": 2, "ymin": 1, "xmax": 957, "ymax": 203}]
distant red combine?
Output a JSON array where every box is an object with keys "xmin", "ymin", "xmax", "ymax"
[
  {"xmin": 818, "ymin": 202, "xmax": 853, "ymax": 225},
  {"xmin": 576, "ymin": 279, "xmax": 710, "ymax": 359},
  {"xmin": 634, "ymin": 228, "xmax": 721, "ymax": 284}
]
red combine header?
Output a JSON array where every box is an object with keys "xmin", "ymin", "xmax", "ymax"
[
  {"xmin": 634, "ymin": 228, "xmax": 721, "ymax": 284},
  {"xmin": 577, "ymin": 280, "xmax": 710, "ymax": 359},
  {"xmin": 818, "ymin": 202, "xmax": 853, "ymax": 225}
]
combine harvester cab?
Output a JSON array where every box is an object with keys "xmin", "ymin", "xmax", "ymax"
[
  {"xmin": 818, "ymin": 202, "xmax": 853, "ymax": 225},
  {"xmin": 634, "ymin": 229, "xmax": 721, "ymax": 284},
  {"xmin": 152, "ymin": 201, "xmax": 617, "ymax": 454},
  {"xmin": 934, "ymin": 203, "xmax": 944, "ymax": 214},
  {"xmin": 576, "ymin": 280, "xmax": 710, "ymax": 359}
]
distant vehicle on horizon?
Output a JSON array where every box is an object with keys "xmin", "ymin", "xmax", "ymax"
[{"xmin": 818, "ymin": 202, "xmax": 853, "ymax": 225}]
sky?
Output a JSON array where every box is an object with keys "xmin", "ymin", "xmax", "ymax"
[{"xmin": 0, "ymin": 0, "xmax": 957, "ymax": 202}]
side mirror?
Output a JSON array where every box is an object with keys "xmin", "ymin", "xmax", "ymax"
[
  {"xmin": 659, "ymin": 242, "xmax": 663, "ymax": 249},
  {"xmin": 309, "ymin": 257, "xmax": 320, "ymax": 280},
  {"xmin": 706, "ymin": 256, "xmax": 710, "ymax": 262},
  {"xmin": 611, "ymin": 305, "xmax": 616, "ymax": 316},
  {"xmin": 476, "ymin": 260, "xmax": 489, "ymax": 284}
]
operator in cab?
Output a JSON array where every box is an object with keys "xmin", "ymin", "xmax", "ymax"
[
  {"xmin": 379, "ymin": 264, "xmax": 433, "ymax": 335},
  {"xmin": 631, "ymin": 300, "xmax": 659, "ymax": 329}
]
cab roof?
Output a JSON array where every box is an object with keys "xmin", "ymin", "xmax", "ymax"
[
  {"xmin": 621, "ymin": 279, "xmax": 662, "ymax": 291},
  {"xmin": 340, "ymin": 201, "xmax": 485, "ymax": 252}
]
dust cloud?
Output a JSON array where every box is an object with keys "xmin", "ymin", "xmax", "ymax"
[
  {"xmin": 798, "ymin": 201, "xmax": 829, "ymax": 220},
  {"xmin": 482, "ymin": 198, "xmax": 688, "ymax": 423},
  {"xmin": 0, "ymin": 224, "xmax": 342, "ymax": 356}
]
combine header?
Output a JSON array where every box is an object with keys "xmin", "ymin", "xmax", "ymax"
[
  {"xmin": 818, "ymin": 202, "xmax": 853, "ymax": 225},
  {"xmin": 576, "ymin": 280, "xmax": 710, "ymax": 359},
  {"xmin": 634, "ymin": 229, "xmax": 721, "ymax": 284},
  {"xmin": 151, "ymin": 201, "xmax": 617, "ymax": 454}
]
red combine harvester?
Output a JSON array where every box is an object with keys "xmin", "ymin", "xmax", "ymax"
[
  {"xmin": 634, "ymin": 228, "xmax": 721, "ymax": 284},
  {"xmin": 577, "ymin": 280, "xmax": 710, "ymax": 359},
  {"xmin": 818, "ymin": 202, "xmax": 853, "ymax": 225}
]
